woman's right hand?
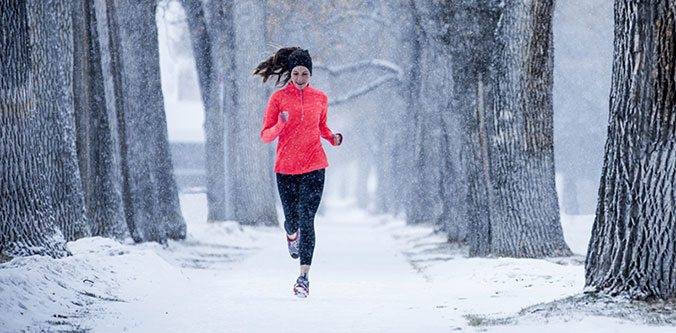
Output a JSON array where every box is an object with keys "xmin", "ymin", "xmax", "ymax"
[
  {"xmin": 279, "ymin": 111, "xmax": 289, "ymax": 123},
  {"xmin": 332, "ymin": 133, "xmax": 343, "ymax": 146}
]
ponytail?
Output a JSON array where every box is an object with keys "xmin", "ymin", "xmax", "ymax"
[{"xmin": 253, "ymin": 47, "xmax": 301, "ymax": 87}]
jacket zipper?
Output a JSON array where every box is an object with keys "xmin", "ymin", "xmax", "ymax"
[{"xmin": 300, "ymin": 88, "xmax": 305, "ymax": 121}]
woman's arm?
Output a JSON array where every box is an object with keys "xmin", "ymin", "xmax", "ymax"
[
  {"xmin": 319, "ymin": 97, "xmax": 341, "ymax": 146},
  {"xmin": 260, "ymin": 94, "xmax": 286, "ymax": 143}
]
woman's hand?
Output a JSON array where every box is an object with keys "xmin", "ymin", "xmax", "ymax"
[
  {"xmin": 279, "ymin": 111, "xmax": 289, "ymax": 123},
  {"xmin": 332, "ymin": 133, "xmax": 343, "ymax": 146}
]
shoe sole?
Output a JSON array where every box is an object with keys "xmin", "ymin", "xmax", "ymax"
[{"xmin": 293, "ymin": 285, "xmax": 308, "ymax": 298}]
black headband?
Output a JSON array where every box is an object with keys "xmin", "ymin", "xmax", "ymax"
[{"xmin": 288, "ymin": 49, "xmax": 312, "ymax": 75}]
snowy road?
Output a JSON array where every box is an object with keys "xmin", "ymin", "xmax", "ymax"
[{"xmin": 93, "ymin": 197, "xmax": 454, "ymax": 332}]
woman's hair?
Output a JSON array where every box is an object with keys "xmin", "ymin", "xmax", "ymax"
[{"xmin": 253, "ymin": 47, "xmax": 302, "ymax": 87}]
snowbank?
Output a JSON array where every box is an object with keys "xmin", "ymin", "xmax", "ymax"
[{"xmin": 0, "ymin": 193, "xmax": 271, "ymax": 331}]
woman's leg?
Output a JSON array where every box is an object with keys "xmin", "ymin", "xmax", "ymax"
[
  {"xmin": 297, "ymin": 169, "xmax": 326, "ymax": 269},
  {"xmin": 276, "ymin": 173, "xmax": 301, "ymax": 236}
]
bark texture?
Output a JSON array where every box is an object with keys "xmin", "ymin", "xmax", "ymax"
[
  {"xmin": 487, "ymin": 0, "xmax": 571, "ymax": 257},
  {"xmin": 1, "ymin": 0, "xmax": 88, "ymax": 257},
  {"xmin": 585, "ymin": 0, "xmax": 676, "ymax": 300},
  {"xmin": 72, "ymin": 0, "xmax": 127, "ymax": 239},
  {"xmin": 419, "ymin": 0, "xmax": 468, "ymax": 240},
  {"xmin": 448, "ymin": 0, "xmax": 501, "ymax": 256},
  {"xmin": 406, "ymin": 0, "xmax": 447, "ymax": 228},
  {"xmin": 102, "ymin": 0, "xmax": 186, "ymax": 243}
]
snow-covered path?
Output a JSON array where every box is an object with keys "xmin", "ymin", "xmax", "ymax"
[
  {"xmin": 4, "ymin": 193, "xmax": 675, "ymax": 332},
  {"xmin": 93, "ymin": 197, "xmax": 453, "ymax": 332}
]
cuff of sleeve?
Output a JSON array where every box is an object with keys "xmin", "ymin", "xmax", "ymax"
[{"xmin": 274, "ymin": 120, "xmax": 286, "ymax": 132}]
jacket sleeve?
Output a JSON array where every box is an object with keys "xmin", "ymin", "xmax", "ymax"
[
  {"xmin": 260, "ymin": 93, "xmax": 286, "ymax": 143},
  {"xmin": 319, "ymin": 95, "xmax": 336, "ymax": 145}
]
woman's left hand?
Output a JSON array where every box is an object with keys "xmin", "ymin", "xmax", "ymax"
[{"xmin": 332, "ymin": 133, "xmax": 343, "ymax": 146}]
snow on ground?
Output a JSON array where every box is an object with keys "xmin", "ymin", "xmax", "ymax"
[{"xmin": 1, "ymin": 194, "xmax": 675, "ymax": 332}]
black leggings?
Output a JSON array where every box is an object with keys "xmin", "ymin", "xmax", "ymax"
[{"xmin": 276, "ymin": 169, "xmax": 325, "ymax": 266}]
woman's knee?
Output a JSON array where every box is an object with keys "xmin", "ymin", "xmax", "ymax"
[{"xmin": 298, "ymin": 218, "xmax": 315, "ymax": 234}]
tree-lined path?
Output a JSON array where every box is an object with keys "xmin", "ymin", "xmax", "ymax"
[
  {"xmin": 91, "ymin": 199, "xmax": 453, "ymax": 332},
  {"xmin": 81, "ymin": 196, "xmax": 674, "ymax": 333}
]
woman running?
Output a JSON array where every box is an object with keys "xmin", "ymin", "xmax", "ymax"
[{"xmin": 254, "ymin": 47, "xmax": 342, "ymax": 298}]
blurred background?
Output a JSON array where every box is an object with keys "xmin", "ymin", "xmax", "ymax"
[{"xmin": 157, "ymin": 0, "xmax": 613, "ymax": 217}]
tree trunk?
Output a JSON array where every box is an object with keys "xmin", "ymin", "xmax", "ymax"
[
  {"xmin": 406, "ymin": 0, "xmax": 446, "ymax": 227},
  {"xmin": 72, "ymin": 0, "xmax": 127, "ymax": 239},
  {"xmin": 585, "ymin": 0, "xmax": 676, "ymax": 300},
  {"xmin": 447, "ymin": 1, "xmax": 500, "ymax": 256},
  {"xmin": 181, "ymin": 0, "xmax": 228, "ymax": 222},
  {"xmin": 229, "ymin": 0, "xmax": 277, "ymax": 226},
  {"xmin": 488, "ymin": 0, "xmax": 571, "ymax": 257},
  {"xmin": 406, "ymin": 0, "xmax": 468, "ymax": 241},
  {"xmin": 1, "ymin": 0, "xmax": 88, "ymax": 258},
  {"xmin": 214, "ymin": 0, "xmax": 238, "ymax": 222},
  {"xmin": 102, "ymin": 0, "xmax": 186, "ymax": 243},
  {"xmin": 465, "ymin": 71, "xmax": 495, "ymax": 256},
  {"xmin": 562, "ymin": 175, "xmax": 580, "ymax": 215},
  {"xmin": 429, "ymin": 2, "xmax": 468, "ymax": 241},
  {"xmin": 394, "ymin": 1, "xmax": 422, "ymax": 219}
]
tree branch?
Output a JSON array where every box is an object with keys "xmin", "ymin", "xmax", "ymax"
[
  {"xmin": 315, "ymin": 59, "xmax": 403, "ymax": 80},
  {"xmin": 329, "ymin": 74, "xmax": 399, "ymax": 107},
  {"xmin": 324, "ymin": 11, "xmax": 389, "ymax": 27}
]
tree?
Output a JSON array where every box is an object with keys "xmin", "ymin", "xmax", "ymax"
[
  {"xmin": 585, "ymin": 0, "xmax": 676, "ymax": 300},
  {"xmin": 406, "ymin": 0, "xmax": 445, "ymax": 228},
  {"xmin": 1, "ymin": 0, "xmax": 188, "ymax": 257},
  {"xmin": 407, "ymin": 0, "xmax": 467, "ymax": 242},
  {"xmin": 229, "ymin": 0, "xmax": 278, "ymax": 226},
  {"xmin": 1, "ymin": 0, "xmax": 88, "ymax": 258},
  {"xmin": 101, "ymin": 0, "xmax": 186, "ymax": 242},
  {"xmin": 485, "ymin": 0, "xmax": 571, "ymax": 257},
  {"xmin": 182, "ymin": 0, "xmax": 277, "ymax": 226},
  {"xmin": 448, "ymin": 0, "xmax": 501, "ymax": 252},
  {"xmin": 72, "ymin": 0, "xmax": 127, "ymax": 239},
  {"xmin": 409, "ymin": 0, "xmax": 570, "ymax": 256},
  {"xmin": 181, "ymin": 0, "xmax": 228, "ymax": 222}
]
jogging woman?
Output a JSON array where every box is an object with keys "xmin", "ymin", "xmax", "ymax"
[{"xmin": 254, "ymin": 47, "xmax": 342, "ymax": 298}]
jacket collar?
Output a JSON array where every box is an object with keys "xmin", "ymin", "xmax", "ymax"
[{"xmin": 286, "ymin": 82, "xmax": 310, "ymax": 93}]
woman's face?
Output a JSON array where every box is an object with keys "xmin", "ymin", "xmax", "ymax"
[{"xmin": 291, "ymin": 66, "xmax": 311, "ymax": 89}]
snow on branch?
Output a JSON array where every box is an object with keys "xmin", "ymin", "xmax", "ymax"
[
  {"xmin": 324, "ymin": 11, "xmax": 389, "ymax": 27},
  {"xmin": 315, "ymin": 59, "xmax": 403, "ymax": 81},
  {"xmin": 328, "ymin": 74, "xmax": 399, "ymax": 107}
]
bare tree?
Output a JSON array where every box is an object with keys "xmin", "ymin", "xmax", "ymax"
[
  {"xmin": 182, "ymin": 0, "xmax": 277, "ymax": 226},
  {"xmin": 448, "ymin": 0, "xmax": 500, "ymax": 256},
  {"xmin": 227, "ymin": 0, "xmax": 277, "ymax": 225},
  {"xmin": 181, "ymin": 0, "xmax": 228, "ymax": 222},
  {"xmin": 401, "ymin": 0, "xmax": 468, "ymax": 242},
  {"xmin": 1, "ymin": 0, "xmax": 88, "ymax": 258},
  {"xmin": 585, "ymin": 0, "xmax": 676, "ymax": 300},
  {"xmin": 486, "ymin": 0, "xmax": 571, "ymax": 257},
  {"xmin": 405, "ymin": 0, "xmax": 447, "ymax": 230},
  {"xmin": 101, "ymin": 0, "xmax": 186, "ymax": 242},
  {"xmin": 408, "ymin": 0, "xmax": 570, "ymax": 255},
  {"xmin": 72, "ymin": 0, "xmax": 127, "ymax": 239}
]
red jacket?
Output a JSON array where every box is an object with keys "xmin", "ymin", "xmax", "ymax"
[{"xmin": 261, "ymin": 83, "xmax": 336, "ymax": 175}]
